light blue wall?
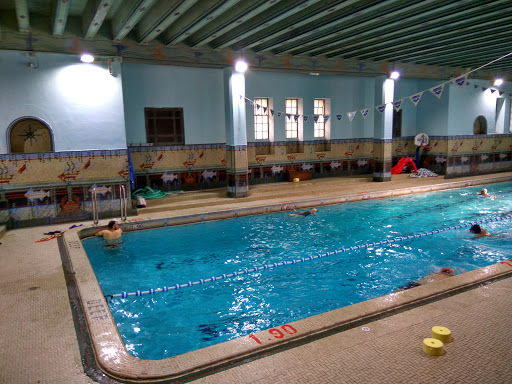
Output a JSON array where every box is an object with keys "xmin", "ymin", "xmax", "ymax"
[
  {"xmin": 414, "ymin": 80, "xmax": 450, "ymax": 136},
  {"xmin": 0, "ymin": 50, "xmax": 126, "ymax": 153},
  {"xmin": 244, "ymin": 72, "xmax": 377, "ymax": 141},
  {"xmin": 394, "ymin": 79, "xmax": 420, "ymax": 137},
  {"xmin": 121, "ymin": 63, "xmax": 226, "ymax": 145}
]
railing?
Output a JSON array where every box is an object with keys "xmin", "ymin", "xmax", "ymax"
[
  {"xmin": 91, "ymin": 187, "xmax": 99, "ymax": 225},
  {"xmin": 119, "ymin": 184, "xmax": 128, "ymax": 222}
]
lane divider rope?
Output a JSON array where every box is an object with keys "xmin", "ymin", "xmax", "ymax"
[{"xmin": 105, "ymin": 215, "xmax": 511, "ymax": 301}]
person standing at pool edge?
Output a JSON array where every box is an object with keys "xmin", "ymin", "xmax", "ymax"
[{"xmin": 96, "ymin": 220, "xmax": 123, "ymax": 240}]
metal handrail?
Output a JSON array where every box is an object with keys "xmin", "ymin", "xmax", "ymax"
[
  {"xmin": 91, "ymin": 187, "xmax": 99, "ymax": 225},
  {"xmin": 119, "ymin": 184, "xmax": 128, "ymax": 222}
]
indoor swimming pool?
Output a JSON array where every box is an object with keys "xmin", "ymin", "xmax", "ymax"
[{"xmin": 82, "ymin": 182, "xmax": 512, "ymax": 360}]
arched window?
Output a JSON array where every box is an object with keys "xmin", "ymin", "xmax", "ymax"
[
  {"xmin": 473, "ymin": 115, "xmax": 487, "ymax": 135},
  {"xmin": 8, "ymin": 118, "xmax": 53, "ymax": 153}
]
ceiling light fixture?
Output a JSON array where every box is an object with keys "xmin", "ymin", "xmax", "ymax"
[
  {"xmin": 493, "ymin": 78, "xmax": 503, "ymax": 86},
  {"xmin": 80, "ymin": 53, "xmax": 95, "ymax": 63},
  {"xmin": 234, "ymin": 60, "xmax": 248, "ymax": 73},
  {"xmin": 389, "ymin": 71, "xmax": 400, "ymax": 80}
]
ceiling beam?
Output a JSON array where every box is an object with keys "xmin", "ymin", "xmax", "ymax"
[
  {"xmin": 163, "ymin": 0, "xmax": 240, "ymax": 45},
  {"xmin": 53, "ymin": 0, "xmax": 71, "ymax": 36},
  {"xmin": 14, "ymin": 0, "xmax": 30, "ymax": 33},
  {"xmin": 83, "ymin": 0, "xmax": 115, "ymax": 40},
  {"xmin": 279, "ymin": 0, "xmax": 487, "ymax": 57},
  {"xmin": 137, "ymin": 0, "xmax": 200, "ymax": 44},
  {"xmin": 212, "ymin": 0, "xmax": 325, "ymax": 50},
  {"xmin": 323, "ymin": 15, "xmax": 512, "ymax": 60},
  {"xmin": 412, "ymin": 46, "xmax": 512, "ymax": 68},
  {"xmin": 111, "ymin": 0, "xmax": 158, "ymax": 41}
]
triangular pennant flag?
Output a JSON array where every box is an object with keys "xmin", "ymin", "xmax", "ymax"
[
  {"xmin": 482, "ymin": 87, "xmax": 487, "ymax": 92},
  {"xmin": 324, "ymin": 115, "xmax": 329, "ymax": 122},
  {"xmin": 360, "ymin": 109, "xmax": 369, "ymax": 119},
  {"xmin": 336, "ymin": 114, "xmax": 342, "ymax": 120},
  {"xmin": 474, "ymin": 84, "xmax": 479, "ymax": 89},
  {"xmin": 256, "ymin": 104, "xmax": 260, "ymax": 111},
  {"xmin": 270, "ymin": 109, "xmax": 274, "ymax": 116},
  {"xmin": 303, "ymin": 116, "xmax": 308, "ymax": 122},
  {"xmin": 239, "ymin": 95, "xmax": 242, "ymax": 99},
  {"xmin": 286, "ymin": 113, "xmax": 291, "ymax": 120},
  {"xmin": 429, "ymin": 84, "xmax": 444, "ymax": 99},
  {"xmin": 294, "ymin": 115, "xmax": 299, "ymax": 122},
  {"xmin": 347, "ymin": 111, "xmax": 356, "ymax": 121},
  {"xmin": 313, "ymin": 116, "xmax": 319, "ymax": 123},
  {"xmin": 490, "ymin": 89, "xmax": 496, "ymax": 93},
  {"xmin": 376, "ymin": 105, "xmax": 386, "ymax": 113},
  {"xmin": 454, "ymin": 75, "xmax": 467, "ymax": 88},
  {"xmin": 393, "ymin": 99, "xmax": 403, "ymax": 112},
  {"xmin": 263, "ymin": 107, "xmax": 267, "ymax": 114},
  {"xmin": 277, "ymin": 111, "xmax": 282, "ymax": 117},
  {"xmin": 409, "ymin": 92, "xmax": 423, "ymax": 107},
  {"xmin": 466, "ymin": 82, "xmax": 471, "ymax": 86},
  {"xmin": 499, "ymin": 91, "xmax": 504, "ymax": 96}
]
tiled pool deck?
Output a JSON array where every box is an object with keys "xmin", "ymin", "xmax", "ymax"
[{"xmin": 1, "ymin": 172, "xmax": 512, "ymax": 384}]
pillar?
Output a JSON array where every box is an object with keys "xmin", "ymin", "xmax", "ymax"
[
  {"xmin": 224, "ymin": 68, "xmax": 249, "ymax": 197},
  {"xmin": 373, "ymin": 76, "xmax": 394, "ymax": 182}
]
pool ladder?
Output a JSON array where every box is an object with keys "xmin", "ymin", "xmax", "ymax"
[{"xmin": 91, "ymin": 184, "xmax": 128, "ymax": 225}]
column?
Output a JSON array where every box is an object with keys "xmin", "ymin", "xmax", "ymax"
[
  {"xmin": 373, "ymin": 76, "xmax": 394, "ymax": 182},
  {"xmin": 224, "ymin": 68, "xmax": 249, "ymax": 197}
]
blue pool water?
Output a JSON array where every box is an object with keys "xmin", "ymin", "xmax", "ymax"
[{"xmin": 83, "ymin": 182, "xmax": 512, "ymax": 360}]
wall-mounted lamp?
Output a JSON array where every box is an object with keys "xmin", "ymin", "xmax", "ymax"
[
  {"xmin": 493, "ymin": 78, "xmax": 503, "ymax": 86},
  {"xmin": 234, "ymin": 60, "xmax": 248, "ymax": 73},
  {"xmin": 80, "ymin": 53, "xmax": 95, "ymax": 63},
  {"xmin": 389, "ymin": 71, "xmax": 400, "ymax": 80}
]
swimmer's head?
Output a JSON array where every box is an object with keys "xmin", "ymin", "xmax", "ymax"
[
  {"xmin": 108, "ymin": 220, "xmax": 117, "ymax": 229},
  {"xmin": 470, "ymin": 224, "xmax": 481, "ymax": 234},
  {"xmin": 312, "ymin": 208, "xmax": 318, "ymax": 214},
  {"xmin": 480, "ymin": 188, "xmax": 487, "ymax": 195},
  {"xmin": 440, "ymin": 267, "xmax": 454, "ymax": 276}
]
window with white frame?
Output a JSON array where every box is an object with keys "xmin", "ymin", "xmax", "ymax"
[
  {"xmin": 314, "ymin": 99, "xmax": 325, "ymax": 138},
  {"xmin": 285, "ymin": 99, "xmax": 298, "ymax": 139},
  {"xmin": 254, "ymin": 98, "xmax": 269, "ymax": 140}
]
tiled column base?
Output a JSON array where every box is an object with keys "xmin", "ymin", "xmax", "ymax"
[
  {"xmin": 373, "ymin": 139, "xmax": 392, "ymax": 182},
  {"xmin": 226, "ymin": 145, "xmax": 249, "ymax": 198}
]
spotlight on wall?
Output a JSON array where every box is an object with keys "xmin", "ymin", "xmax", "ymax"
[
  {"xmin": 80, "ymin": 53, "xmax": 95, "ymax": 63},
  {"xmin": 389, "ymin": 71, "xmax": 400, "ymax": 80},
  {"xmin": 234, "ymin": 60, "xmax": 248, "ymax": 73},
  {"xmin": 493, "ymin": 78, "xmax": 503, "ymax": 86}
]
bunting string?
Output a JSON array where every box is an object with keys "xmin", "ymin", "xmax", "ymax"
[{"xmin": 242, "ymin": 50, "xmax": 512, "ymax": 123}]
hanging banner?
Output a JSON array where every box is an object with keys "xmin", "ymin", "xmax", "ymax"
[
  {"xmin": 454, "ymin": 75, "xmax": 467, "ymax": 88},
  {"xmin": 294, "ymin": 115, "xmax": 299, "ymax": 122},
  {"xmin": 303, "ymin": 116, "xmax": 309, "ymax": 122},
  {"xmin": 324, "ymin": 115, "xmax": 330, "ymax": 122},
  {"xmin": 409, "ymin": 92, "xmax": 423, "ymax": 106},
  {"xmin": 270, "ymin": 109, "xmax": 274, "ymax": 116},
  {"xmin": 249, "ymin": 100, "xmax": 254, "ymax": 106},
  {"xmin": 277, "ymin": 111, "xmax": 282, "ymax": 117},
  {"xmin": 360, "ymin": 109, "xmax": 369, "ymax": 119},
  {"xmin": 393, "ymin": 99, "xmax": 403, "ymax": 112},
  {"xmin": 263, "ymin": 107, "xmax": 267, "ymax": 114},
  {"xmin": 375, "ymin": 104, "xmax": 386, "ymax": 113},
  {"xmin": 336, "ymin": 114, "xmax": 342, "ymax": 120},
  {"xmin": 286, "ymin": 114, "xmax": 291, "ymax": 120},
  {"xmin": 347, "ymin": 111, "xmax": 356, "ymax": 121},
  {"xmin": 313, "ymin": 116, "xmax": 319, "ymax": 123},
  {"xmin": 429, "ymin": 84, "xmax": 444, "ymax": 99}
]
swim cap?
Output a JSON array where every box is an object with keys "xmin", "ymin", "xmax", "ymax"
[{"xmin": 470, "ymin": 224, "xmax": 481, "ymax": 234}]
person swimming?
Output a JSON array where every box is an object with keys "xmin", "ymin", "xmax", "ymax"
[
  {"xmin": 479, "ymin": 188, "xmax": 495, "ymax": 198},
  {"xmin": 395, "ymin": 267, "xmax": 454, "ymax": 292},
  {"xmin": 289, "ymin": 208, "xmax": 317, "ymax": 217},
  {"xmin": 469, "ymin": 224, "xmax": 490, "ymax": 238}
]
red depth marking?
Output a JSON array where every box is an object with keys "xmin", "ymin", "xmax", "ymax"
[{"xmin": 500, "ymin": 260, "xmax": 512, "ymax": 268}]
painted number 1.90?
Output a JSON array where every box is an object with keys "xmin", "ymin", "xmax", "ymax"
[{"xmin": 248, "ymin": 324, "xmax": 297, "ymax": 344}]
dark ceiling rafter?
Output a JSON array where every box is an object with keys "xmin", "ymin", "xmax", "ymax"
[{"xmin": 1, "ymin": 0, "xmax": 511, "ymax": 79}]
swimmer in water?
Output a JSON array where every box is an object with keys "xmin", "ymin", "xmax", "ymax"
[
  {"xmin": 289, "ymin": 208, "xmax": 317, "ymax": 217},
  {"xmin": 395, "ymin": 267, "xmax": 454, "ymax": 292},
  {"xmin": 95, "ymin": 220, "xmax": 123, "ymax": 242},
  {"xmin": 469, "ymin": 224, "xmax": 490, "ymax": 238},
  {"xmin": 479, "ymin": 188, "xmax": 495, "ymax": 198}
]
